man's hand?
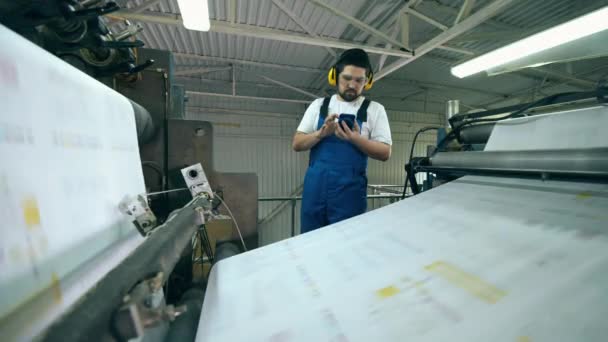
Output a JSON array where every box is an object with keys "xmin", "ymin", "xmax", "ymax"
[
  {"xmin": 292, "ymin": 114, "xmax": 338, "ymax": 152},
  {"xmin": 335, "ymin": 119, "xmax": 361, "ymax": 142},
  {"xmin": 317, "ymin": 114, "xmax": 339, "ymax": 139},
  {"xmin": 335, "ymin": 120, "xmax": 391, "ymax": 161}
]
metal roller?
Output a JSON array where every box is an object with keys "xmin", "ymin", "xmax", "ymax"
[
  {"xmin": 458, "ymin": 123, "xmax": 496, "ymax": 145},
  {"xmin": 213, "ymin": 242, "xmax": 241, "ymax": 264},
  {"xmin": 428, "ymin": 148, "xmax": 608, "ymax": 178},
  {"xmin": 129, "ymin": 99, "xmax": 155, "ymax": 144}
]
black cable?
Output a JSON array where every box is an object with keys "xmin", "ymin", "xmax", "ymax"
[
  {"xmin": 506, "ymin": 91, "xmax": 581, "ymax": 119},
  {"xmin": 198, "ymin": 230, "xmax": 208, "ymax": 263},
  {"xmin": 196, "ymin": 225, "xmax": 214, "ymax": 265},
  {"xmin": 431, "ymin": 128, "xmax": 458, "ymax": 157},
  {"xmin": 402, "ymin": 126, "xmax": 441, "ymax": 199},
  {"xmin": 200, "ymin": 225, "xmax": 214, "ymax": 263},
  {"xmin": 142, "ymin": 161, "xmax": 163, "ymax": 177}
]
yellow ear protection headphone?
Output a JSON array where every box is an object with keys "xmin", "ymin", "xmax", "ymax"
[
  {"xmin": 327, "ymin": 66, "xmax": 374, "ymax": 90},
  {"xmin": 327, "ymin": 50, "xmax": 374, "ymax": 90}
]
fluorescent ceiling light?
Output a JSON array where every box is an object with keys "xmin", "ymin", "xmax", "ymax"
[
  {"xmin": 177, "ymin": 0, "xmax": 210, "ymax": 31},
  {"xmin": 451, "ymin": 6, "xmax": 608, "ymax": 78}
]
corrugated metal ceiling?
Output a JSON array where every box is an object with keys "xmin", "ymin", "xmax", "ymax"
[{"xmin": 118, "ymin": 0, "xmax": 608, "ymax": 112}]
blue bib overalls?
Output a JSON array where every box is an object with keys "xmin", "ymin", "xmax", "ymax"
[{"xmin": 300, "ymin": 97, "xmax": 371, "ymax": 233}]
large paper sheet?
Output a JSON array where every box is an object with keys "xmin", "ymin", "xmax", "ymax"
[
  {"xmin": 197, "ymin": 175, "xmax": 608, "ymax": 341},
  {"xmin": 0, "ymin": 23, "xmax": 146, "ymax": 323}
]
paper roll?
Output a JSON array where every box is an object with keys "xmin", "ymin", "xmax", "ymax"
[{"xmin": 0, "ymin": 23, "xmax": 146, "ymax": 326}]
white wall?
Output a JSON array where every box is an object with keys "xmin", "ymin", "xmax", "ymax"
[{"xmin": 186, "ymin": 107, "xmax": 443, "ymax": 246}]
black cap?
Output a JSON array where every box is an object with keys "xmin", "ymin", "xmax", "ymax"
[{"xmin": 336, "ymin": 48, "xmax": 372, "ymax": 74}]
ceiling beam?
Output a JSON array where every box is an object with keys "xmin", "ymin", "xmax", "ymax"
[
  {"xmin": 422, "ymin": 52, "xmax": 595, "ymax": 91},
  {"xmin": 257, "ymin": 75, "xmax": 319, "ymax": 99},
  {"xmin": 400, "ymin": 8, "xmax": 410, "ymax": 51},
  {"xmin": 378, "ymin": 20, "xmax": 400, "ymax": 71},
  {"xmin": 176, "ymin": 69, "xmax": 507, "ymax": 99},
  {"xmin": 450, "ymin": 29, "xmax": 527, "ymax": 43},
  {"xmin": 381, "ymin": 78, "xmax": 509, "ymax": 97},
  {"xmin": 478, "ymin": 64, "xmax": 608, "ymax": 107},
  {"xmin": 271, "ymin": 0, "xmax": 336, "ymax": 57},
  {"xmin": 128, "ymin": 0, "xmax": 162, "ymax": 14},
  {"xmin": 315, "ymin": 0, "xmax": 408, "ymax": 91},
  {"xmin": 176, "ymin": 76, "xmax": 323, "ymax": 94},
  {"xmin": 375, "ymin": 0, "xmax": 517, "ymax": 82},
  {"xmin": 528, "ymin": 67, "xmax": 597, "ymax": 89},
  {"xmin": 403, "ymin": 7, "xmax": 480, "ymax": 55},
  {"xmin": 400, "ymin": 89, "xmax": 427, "ymax": 101},
  {"xmin": 232, "ymin": 65, "xmax": 236, "ymax": 96},
  {"xmin": 374, "ymin": 94, "xmax": 458, "ymax": 107},
  {"xmin": 112, "ymin": 11, "xmax": 414, "ymax": 58},
  {"xmin": 436, "ymin": 45, "xmax": 475, "ymax": 55},
  {"xmin": 173, "ymin": 52, "xmax": 323, "ymax": 73},
  {"xmin": 428, "ymin": 0, "xmax": 607, "ymax": 39},
  {"xmin": 405, "ymin": 8, "xmax": 448, "ymax": 31},
  {"xmin": 187, "ymin": 106, "xmax": 302, "ymax": 118},
  {"xmin": 228, "ymin": 0, "xmax": 237, "ymax": 24},
  {"xmin": 454, "ymin": 0, "xmax": 476, "ymax": 25},
  {"xmin": 173, "ymin": 66, "xmax": 232, "ymax": 76},
  {"xmin": 308, "ymin": 0, "xmax": 411, "ymax": 51},
  {"xmin": 237, "ymin": 67, "xmax": 320, "ymax": 98},
  {"xmin": 409, "ymin": 0, "xmax": 425, "ymax": 8},
  {"xmin": 186, "ymin": 91, "xmax": 311, "ymax": 104},
  {"xmin": 187, "ymin": 96, "xmax": 450, "ymax": 116},
  {"xmin": 421, "ymin": 0, "xmax": 514, "ymax": 30}
]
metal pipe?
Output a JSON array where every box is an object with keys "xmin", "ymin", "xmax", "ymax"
[
  {"xmin": 164, "ymin": 288, "xmax": 205, "ymax": 342},
  {"xmin": 258, "ymin": 194, "xmax": 402, "ymax": 201},
  {"xmin": 129, "ymin": 99, "xmax": 155, "ymax": 144},
  {"xmin": 259, "ymin": 194, "xmax": 402, "ymax": 236},
  {"xmin": 213, "ymin": 243, "xmax": 241, "ymax": 264},
  {"xmin": 114, "ymin": 23, "xmax": 143, "ymax": 41},
  {"xmin": 39, "ymin": 197, "xmax": 209, "ymax": 341},
  {"xmin": 445, "ymin": 99, "xmax": 460, "ymax": 126},
  {"xmin": 367, "ymin": 185, "xmax": 404, "ymax": 195},
  {"xmin": 290, "ymin": 199, "xmax": 296, "ymax": 237},
  {"xmin": 428, "ymin": 148, "xmax": 608, "ymax": 177}
]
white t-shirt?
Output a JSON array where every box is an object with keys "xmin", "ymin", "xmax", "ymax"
[{"xmin": 296, "ymin": 95, "xmax": 392, "ymax": 145}]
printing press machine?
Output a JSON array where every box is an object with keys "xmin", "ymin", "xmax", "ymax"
[
  {"xmin": 0, "ymin": 3, "xmax": 255, "ymax": 341},
  {"xmin": 407, "ymin": 90, "xmax": 608, "ymax": 194}
]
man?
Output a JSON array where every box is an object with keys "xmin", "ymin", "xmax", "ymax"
[{"xmin": 292, "ymin": 48, "xmax": 392, "ymax": 233}]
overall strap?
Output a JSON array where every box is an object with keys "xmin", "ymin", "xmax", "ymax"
[
  {"xmin": 356, "ymin": 99, "xmax": 371, "ymax": 122},
  {"xmin": 319, "ymin": 97, "xmax": 331, "ymax": 119}
]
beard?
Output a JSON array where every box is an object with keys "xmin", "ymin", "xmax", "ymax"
[{"xmin": 339, "ymin": 88, "xmax": 360, "ymax": 102}]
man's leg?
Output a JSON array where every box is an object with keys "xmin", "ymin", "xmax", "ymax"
[
  {"xmin": 327, "ymin": 170, "xmax": 367, "ymax": 225},
  {"xmin": 300, "ymin": 166, "xmax": 328, "ymax": 233}
]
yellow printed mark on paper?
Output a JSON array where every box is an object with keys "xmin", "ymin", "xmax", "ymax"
[
  {"xmin": 22, "ymin": 196, "xmax": 41, "ymax": 229},
  {"xmin": 376, "ymin": 285, "xmax": 400, "ymax": 299},
  {"xmin": 425, "ymin": 261, "xmax": 507, "ymax": 304},
  {"xmin": 51, "ymin": 273, "xmax": 62, "ymax": 303},
  {"xmin": 517, "ymin": 336, "xmax": 531, "ymax": 342},
  {"xmin": 576, "ymin": 192, "xmax": 592, "ymax": 199}
]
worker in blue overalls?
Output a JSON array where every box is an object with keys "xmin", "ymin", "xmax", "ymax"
[{"xmin": 293, "ymin": 48, "xmax": 393, "ymax": 233}]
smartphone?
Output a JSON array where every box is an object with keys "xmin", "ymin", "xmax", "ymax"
[{"xmin": 338, "ymin": 114, "xmax": 356, "ymax": 130}]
